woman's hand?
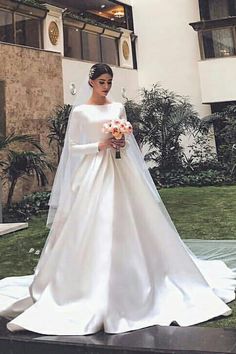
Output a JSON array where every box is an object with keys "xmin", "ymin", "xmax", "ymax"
[
  {"xmin": 98, "ymin": 137, "xmax": 115, "ymax": 151},
  {"xmin": 111, "ymin": 135, "xmax": 126, "ymax": 149},
  {"xmin": 98, "ymin": 135, "xmax": 126, "ymax": 151}
]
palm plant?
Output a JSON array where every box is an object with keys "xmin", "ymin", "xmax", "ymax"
[
  {"xmin": 47, "ymin": 104, "xmax": 72, "ymax": 163},
  {"xmin": 2, "ymin": 150, "xmax": 54, "ymax": 206},
  {"xmin": 0, "ymin": 132, "xmax": 44, "ymax": 163},
  {"xmin": 0, "ymin": 132, "xmax": 54, "ymax": 206},
  {"xmin": 125, "ymin": 84, "xmax": 201, "ymax": 172},
  {"xmin": 201, "ymin": 104, "xmax": 236, "ymax": 175}
]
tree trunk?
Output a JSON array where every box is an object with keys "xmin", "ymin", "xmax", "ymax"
[
  {"xmin": 7, "ymin": 179, "xmax": 17, "ymax": 207},
  {"xmin": 0, "ymin": 177, "xmax": 2, "ymax": 222}
]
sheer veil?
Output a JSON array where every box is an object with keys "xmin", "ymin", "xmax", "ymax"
[{"xmin": 46, "ymin": 79, "xmax": 112, "ymax": 228}]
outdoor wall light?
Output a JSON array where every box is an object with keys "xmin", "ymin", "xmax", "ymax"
[
  {"xmin": 70, "ymin": 83, "xmax": 77, "ymax": 95},
  {"xmin": 121, "ymin": 87, "xmax": 126, "ymax": 98}
]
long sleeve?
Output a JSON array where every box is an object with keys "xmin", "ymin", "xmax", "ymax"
[
  {"xmin": 69, "ymin": 140, "xmax": 99, "ymax": 154},
  {"xmin": 68, "ymin": 109, "xmax": 100, "ymax": 155}
]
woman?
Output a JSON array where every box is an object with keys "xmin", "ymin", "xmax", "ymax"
[{"xmin": 0, "ymin": 63, "xmax": 235, "ymax": 335}]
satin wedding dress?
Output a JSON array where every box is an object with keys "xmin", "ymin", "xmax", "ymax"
[{"xmin": 0, "ymin": 102, "xmax": 235, "ymax": 335}]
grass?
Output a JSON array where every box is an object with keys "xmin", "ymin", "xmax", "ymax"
[
  {"xmin": 162, "ymin": 185, "xmax": 236, "ymax": 329},
  {"xmin": 0, "ymin": 212, "xmax": 48, "ymax": 278},
  {"xmin": 159, "ymin": 185, "xmax": 236, "ymax": 240},
  {"xmin": 0, "ymin": 185, "xmax": 236, "ymax": 329}
]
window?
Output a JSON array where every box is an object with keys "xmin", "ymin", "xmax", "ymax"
[
  {"xmin": 0, "ymin": 9, "xmax": 13, "ymax": 44},
  {"xmin": 81, "ymin": 31, "xmax": 101, "ymax": 62},
  {"xmin": 15, "ymin": 13, "xmax": 41, "ymax": 48},
  {"xmin": 67, "ymin": 0, "xmax": 132, "ymax": 30},
  {"xmin": 0, "ymin": 7, "xmax": 42, "ymax": 49},
  {"xmin": 101, "ymin": 36, "xmax": 119, "ymax": 65},
  {"xmin": 201, "ymin": 27, "xmax": 235, "ymax": 58},
  {"xmin": 64, "ymin": 25, "xmax": 120, "ymax": 65},
  {"xmin": 0, "ymin": 81, "xmax": 6, "ymax": 138},
  {"xmin": 199, "ymin": 0, "xmax": 236, "ymax": 20},
  {"xmin": 64, "ymin": 25, "xmax": 82, "ymax": 60},
  {"xmin": 190, "ymin": 1, "xmax": 236, "ymax": 59}
]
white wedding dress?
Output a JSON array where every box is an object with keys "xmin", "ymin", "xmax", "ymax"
[{"xmin": 0, "ymin": 102, "xmax": 235, "ymax": 335}]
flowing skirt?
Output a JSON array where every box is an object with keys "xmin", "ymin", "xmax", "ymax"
[{"xmin": 0, "ymin": 148, "xmax": 235, "ymax": 335}]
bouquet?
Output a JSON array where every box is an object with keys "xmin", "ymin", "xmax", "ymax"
[{"xmin": 102, "ymin": 118, "xmax": 133, "ymax": 159}]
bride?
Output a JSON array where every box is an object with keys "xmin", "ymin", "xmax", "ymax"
[{"xmin": 0, "ymin": 63, "xmax": 235, "ymax": 335}]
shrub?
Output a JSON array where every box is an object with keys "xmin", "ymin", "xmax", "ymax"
[
  {"xmin": 124, "ymin": 84, "xmax": 201, "ymax": 172},
  {"xmin": 149, "ymin": 167, "xmax": 236, "ymax": 188},
  {"xmin": 3, "ymin": 191, "xmax": 50, "ymax": 223}
]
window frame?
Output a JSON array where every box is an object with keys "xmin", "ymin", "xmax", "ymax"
[
  {"xmin": 63, "ymin": 19, "xmax": 122, "ymax": 66},
  {"xmin": 199, "ymin": 25, "xmax": 236, "ymax": 59},
  {"xmin": 81, "ymin": 30, "xmax": 102, "ymax": 63},
  {"xmin": 190, "ymin": 2, "xmax": 236, "ymax": 60},
  {"xmin": 0, "ymin": 4, "xmax": 44, "ymax": 49},
  {"xmin": 63, "ymin": 23, "xmax": 83, "ymax": 60},
  {"xmin": 100, "ymin": 34, "xmax": 120, "ymax": 66},
  {"xmin": 14, "ymin": 11, "xmax": 43, "ymax": 48},
  {"xmin": 199, "ymin": 0, "xmax": 236, "ymax": 21},
  {"xmin": 0, "ymin": 8, "xmax": 14, "ymax": 44}
]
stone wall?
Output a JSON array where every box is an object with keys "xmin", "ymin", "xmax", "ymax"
[{"xmin": 0, "ymin": 42, "xmax": 64, "ymax": 204}]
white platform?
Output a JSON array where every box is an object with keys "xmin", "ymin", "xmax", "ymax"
[{"xmin": 0, "ymin": 223, "xmax": 28, "ymax": 236}]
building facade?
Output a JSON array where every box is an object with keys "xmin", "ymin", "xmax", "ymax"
[{"xmin": 0, "ymin": 0, "xmax": 235, "ymax": 201}]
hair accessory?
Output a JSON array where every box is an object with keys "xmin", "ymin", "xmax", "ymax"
[{"xmin": 89, "ymin": 67, "xmax": 96, "ymax": 79}]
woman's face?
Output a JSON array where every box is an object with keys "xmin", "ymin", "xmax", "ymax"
[{"xmin": 90, "ymin": 73, "xmax": 113, "ymax": 97}]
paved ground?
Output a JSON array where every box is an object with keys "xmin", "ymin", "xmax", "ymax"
[{"xmin": 0, "ymin": 223, "xmax": 28, "ymax": 236}]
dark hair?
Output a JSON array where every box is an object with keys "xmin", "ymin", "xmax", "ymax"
[{"xmin": 88, "ymin": 63, "xmax": 113, "ymax": 87}]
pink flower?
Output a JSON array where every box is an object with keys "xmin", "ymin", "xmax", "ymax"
[{"xmin": 102, "ymin": 118, "xmax": 133, "ymax": 144}]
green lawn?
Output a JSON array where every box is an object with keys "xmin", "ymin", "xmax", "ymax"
[
  {"xmin": 0, "ymin": 185, "xmax": 236, "ymax": 329},
  {"xmin": 0, "ymin": 212, "xmax": 48, "ymax": 278},
  {"xmin": 160, "ymin": 185, "xmax": 236, "ymax": 240}
]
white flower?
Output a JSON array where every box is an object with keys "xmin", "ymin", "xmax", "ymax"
[
  {"xmin": 28, "ymin": 248, "xmax": 35, "ymax": 253},
  {"xmin": 35, "ymin": 250, "xmax": 41, "ymax": 255},
  {"xmin": 89, "ymin": 67, "xmax": 96, "ymax": 79}
]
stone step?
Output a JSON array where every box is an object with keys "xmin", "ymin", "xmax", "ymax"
[
  {"xmin": 0, "ymin": 223, "xmax": 28, "ymax": 236},
  {"xmin": 0, "ymin": 317, "xmax": 236, "ymax": 354}
]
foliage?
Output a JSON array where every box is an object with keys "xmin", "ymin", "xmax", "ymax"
[
  {"xmin": 47, "ymin": 104, "xmax": 72, "ymax": 163},
  {"xmin": 182, "ymin": 133, "xmax": 220, "ymax": 171},
  {"xmin": 3, "ymin": 191, "xmax": 50, "ymax": 223},
  {"xmin": 125, "ymin": 88, "xmax": 236, "ymax": 187},
  {"xmin": 0, "ymin": 132, "xmax": 43, "ymax": 156},
  {"xmin": 16, "ymin": 0, "xmax": 47, "ymax": 9},
  {"xmin": 125, "ymin": 90, "xmax": 236, "ymax": 187},
  {"xmin": 124, "ymin": 99, "xmax": 143, "ymax": 147},
  {"xmin": 201, "ymin": 104, "xmax": 236, "ymax": 174},
  {"xmin": 2, "ymin": 150, "xmax": 54, "ymax": 206},
  {"xmin": 64, "ymin": 11, "xmax": 120, "ymax": 31},
  {"xmin": 151, "ymin": 168, "xmax": 235, "ymax": 188},
  {"xmin": 150, "ymin": 132, "xmax": 236, "ymax": 187},
  {"xmin": 0, "ymin": 133, "xmax": 53, "ymax": 206},
  {"xmin": 125, "ymin": 84, "xmax": 201, "ymax": 172}
]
